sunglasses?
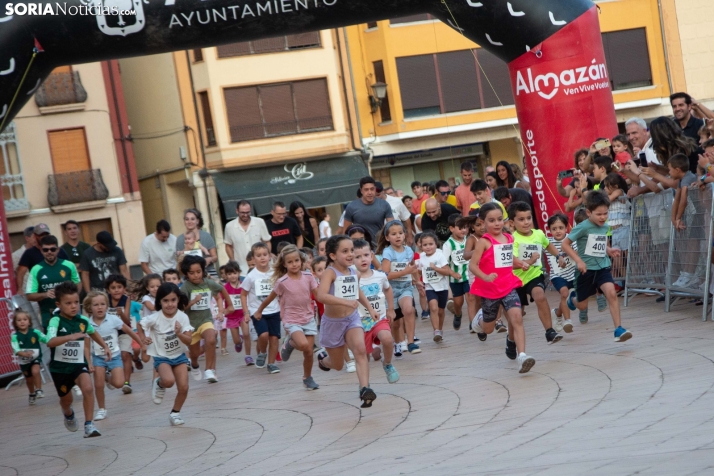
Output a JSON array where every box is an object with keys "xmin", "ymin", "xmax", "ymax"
[
  {"xmin": 42, "ymin": 247, "xmax": 58, "ymax": 252},
  {"xmin": 439, "ymin": 191, "xmax": 450, "ymax": 196}
]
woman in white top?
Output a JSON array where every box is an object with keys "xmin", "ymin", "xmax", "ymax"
[{"xmin": 319, "ymin": 214, "xmax": 332, "ymax": 239}]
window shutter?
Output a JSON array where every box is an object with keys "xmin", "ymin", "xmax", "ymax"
[
  {"xmin": 396, "ymin": 55, "xmax": 440, "ymax": 117},
  {"xmin": 198, "ymin": 92, "xmax": 216, "ymax": 146},
  {"xmin": 373, "ymin": 60, "xmax": 392, "ymax": 122},
  {"xmin": 436, "ymin": 50, "xmax": 480, "ymax": 113},
  {"xmin": 217, "ymin": 42, "xmax": 252, "ymax": 58},
  {"xmin": 602, "ymin": 29, "xmax": 652, "ymax": 91},
  {"xmin": 286, "ymin": 32, "xmax": 321, "ymax": 49},
  {"xmin": 193, "ymin": 49, "xmax": 203, "ymax": 62},
  {"xmin": 475, "ymin": 48, "xmax": 514, "ymax": 108},
  {"xmin": 293, "ymin": 79, "xmax": 333, "ymax": 131},
  {"xmin": 366, "ymin": 21, "xmax": 377, "ymax": 29},
  {"xmin": 252, "ymin": 36, "xmax": 287, "ymax": 54},
  {"xmin": 259, "ymin": 84, "xmax": 296, "ymax": 136},
  {"xmin": 390, "ymin": 14, "xmax": 431, "ymax": 24},
  {"xmin": 224, "ymin": 87, "xmax": 261, "ymax": 142},
  {"xmin": 48, "ymin": 128, "xmax": 91, "ymax": 174}
]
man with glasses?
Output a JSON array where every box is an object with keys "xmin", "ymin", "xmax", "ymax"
[
  {"xmin": 26, "ymin": 235, "xmax": 80, "ymax": 330},
  {"xmin": 16, "ymin": 224, "xmax": 70, "ymax": 293},
  {"xmin": 420, "ymin": 180, "xmax": 459, "ymax": 215},
  {"xmin": 265, "ymin": 201, "xmax": 303, "ymax": 255},
  {"xmin": 224, "ymin": 200, "xmax": 271, "ymax": 270}
]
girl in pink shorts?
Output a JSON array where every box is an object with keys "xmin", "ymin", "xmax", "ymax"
[{"xmin": 222, "ymin": 261, "xmax": 252, "ymax": 366}]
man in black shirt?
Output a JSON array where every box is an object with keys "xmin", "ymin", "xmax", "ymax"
[
  {"xmin": 265, "ymin": 201, "xmax": 303, "ymax": 255},
  {"xmin": 420, "ymin": 199, "xmax": 460, "ymax": 243},
  {"xmin": 671, "ymin": 92, "xmax": 704, "ymax": 143},
  {"xmin": 78, "ymin": 231, "xmax": 129, "ymax": 292}
]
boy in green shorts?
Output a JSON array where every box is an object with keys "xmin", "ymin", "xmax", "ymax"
[
  {"xmin": 442, "ymin": 213, "xmax": 469, "ymax": 330},
  {"xmin": 46, "ymin": 282, "xmax": 111, "ymax": 438}
]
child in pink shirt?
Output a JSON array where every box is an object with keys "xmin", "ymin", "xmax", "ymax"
[{"xmin": 223, "ymin": 261, "xmax": 253, "ymax": 366}]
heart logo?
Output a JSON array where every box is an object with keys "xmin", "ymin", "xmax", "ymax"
[{"xmin": 534, "ymin": 72, "xmax": 560, "ymax": 101}]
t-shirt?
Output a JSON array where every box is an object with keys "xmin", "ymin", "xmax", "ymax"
[
  {"xmin": 26, "ymin": 259, "xmax": 80, "ymax": 328},
  {"xmin": 417, "ymin": 249, "xmax": 449, "ymax": 292},
  {"xmin": 385, "ymin": 194, "xmax": 411, "ymax": 222},
  {"xmin": 273, "ymin": 272, "xmax": 318, "ymax": 325},
  {"xmin": 343, "ymin": 198, "xmax": 393, "ymax": 245},
  {"xmin": 420, "ymin": 203, "xmax": 460, "ymax": 243},
  {"xmin": 512, "ymin": 229, "xmax": 550, "ymax": 285},
  {"xmin": 18, "ymin": 246, "xmax": 69, "ymax": 270},
  {"xmin": 319, "ymin": 220, "xmax": 332, "ymax": 239},
  {"xmin": 89, "ymin": 314, "xmax": 124, "ymax": 358},
  {"xmin": 567, "ymin": 219, "xmax": 610, "ymax": 271},
  {"xmin": 420, "ymin": 194, "xmax": 459, "ymax": 215},
  {"xmin": 547, "ymin": 238, "xmax": 577, "ymax": 282},
  {"xmin": 139, "ymin": 233, "xmax": 178, "ymax": 274},
  {"xmin": 357, "ymin": 270, "xmax": 390, "ymax": 331},
  {"xmin": 241, "ymin": 268, "xmax": 280, "ymax": 315},
  {"xmin": 11, "ymin": 329, "xmax": 48, "ymax": 364},
  {"xmin": 141, "ymin": 295, "xmax": 155, "ymax": 318},
  {"xmin": 60, "ymin": 241, "xmax": 91, "ymax": 266},
  {"xmin": 381, "ymin": 245, "xmax": 414, "ymax": 284},
  {"xmin": 180, "ymin": 278, "xmax": 224, "ymax": 328},
  {"xmin": 141, "ymin": 310, "xmax": 194, "ymax": 360},
  {"xmin": 411, "ymin": 194, "xmax": 428, "ymax": 215},
  {"xmin": 454, "ymin": 183, "xmax": 476, "ymax": 216},
  {"xmin": 175, "ymin": 230, "xmax": 217, "ymax": 275},
  {"xmin": 46, "ymin": 314, "xmax": 95, "ymax": 374},
  {"xmin": 679, "ymin": 171, "xmax": 697, "ymax": 189},
  {"xmin": 78, "ymin": 246, "xmax": 128, "ymax": 291},
  {"xmin": 442, "ymin": 236, "xmax": 468, "ymax": 283},
  {"xmin": 265, "ymin": 217, "xmax": 302, "ymax": 255}
]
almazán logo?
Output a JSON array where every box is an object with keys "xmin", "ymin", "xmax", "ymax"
[{"xmin": 515, "ymin": 59, "xmax": 609, "ymax": 100}]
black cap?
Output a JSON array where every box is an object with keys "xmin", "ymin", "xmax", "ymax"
[
  {"xmin": 374, "ymin": 181, "xmax": 384, "ymax": 193},
  {"xmin": 96, "ymin": 231, "xmax": 117, "ymax": 251}
]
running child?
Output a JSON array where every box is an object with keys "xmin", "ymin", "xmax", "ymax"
[
  {"xmin": 254, "ymin": 245, "xmax": 319, "ymax": 386},
  {"xmin": 414, "ymin": 233, "xmax": 430, "ymax": 322},
  {"xmin": 140, "ymin": 283, "xmax": 194, "ymax": 426},
  {"xmin": 508, "ymin": 201, "xmax": 563, "ymax": 345},
  {"xmin": 314, "ymin": 235, "xmax": 380, "ymax": 407},
  {"xmin": 11, "ymin": 309, "xmax": 48, "ymax": 405},
  {"xmin": 442, "ymin": 214, "xmax": 469, "ymax": 331},
  {"xmin": 105, "ymin": 274, "xmax": 134, "ymax": 394},
  {"xmin": 163, "ymin": 268, "xmax": 181, "ymax": 285},
  {"xmin": 469, "ymin": 203, "xmax": 535, "ymax": 373},
  {"xmin": 46, "ymin": 282, "xmax": 110, "ymax": 437},
  {"xmin": 312, "ymin": 256, "xmax": 327, "ymax": 331},
  {"xmin": 223, "ymin": 261, "xmax": 252, "ymax": 365},
  {"xmin": 545, "ymin": 213, "xmax": 577, "ymax": 333},
  {"xmin": 85, "ymin": 290, "xmax": 144, "ymax": 421},
  {"xmin": 181, "ymin": 255, "xmax": 234, "ymax": 383},
  {"xmin": 417, "ymin": 232, "xmax": 459, "ymax": 342},
  {"xmin": 136, "ymin": 274, "xmax": 162, "ymax": 366},
  {"xmin": 603, "ymin": 173, "xmax": 631, "ymax": 288},
  {"xmin": 353, "ymin": 239, "xmax": 399, "ymax": 383},
  {"xmin": 562, "ymin": 191, "xmax": 633, "ymax": 342},
  {"xmin": 241, "ymin": 242, "xmax": 281, "ymax": 371}
]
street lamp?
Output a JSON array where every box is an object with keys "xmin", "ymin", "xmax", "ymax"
[{"xmin": 369, "ymin": 82, "xmax": 388, "ymax": 114}]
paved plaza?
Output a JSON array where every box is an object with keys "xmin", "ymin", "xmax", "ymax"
[{"xmin": 2, "ymin": 293, "xmax": 714, "ymax": 476}]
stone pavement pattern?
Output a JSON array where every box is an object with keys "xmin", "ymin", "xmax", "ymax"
[{"xmin": 2, "ymin": 293, "xmax": 714, "ymax": 476}]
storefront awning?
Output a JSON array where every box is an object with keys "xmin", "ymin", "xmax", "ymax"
[{"xmin": 213, "ymin": 154, "xmax": 368, "ymax": 218}]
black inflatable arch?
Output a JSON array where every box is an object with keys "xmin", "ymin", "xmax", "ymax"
[{"xmin": 0, "ymin": 0, "xmax": 592, "ymax": 128}]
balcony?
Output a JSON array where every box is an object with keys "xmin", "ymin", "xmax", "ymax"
[
  {"xmin": 34, "ymin": 71, "xmax": 87, "ymax": 112},
  {"xmin": 48, "ymin": 169, "xmax": 109, "ymax": 209}
]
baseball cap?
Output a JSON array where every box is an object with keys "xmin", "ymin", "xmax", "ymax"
[
  {"xmin": 33, "ymin": 223, "xmax": 50, "ymax": 235},
  {"xmin": 96, "ymin": 231, "xmax": 117, "ymax": 251}
]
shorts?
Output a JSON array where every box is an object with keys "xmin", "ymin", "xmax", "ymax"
[
  {"xmin": 481, "ymin": 290, "xmax": 521, "ymax": 323},
  {"xmin": 611, "ymin": 226, "xmax": 630, "ymax": 251},
  {"xmin": 131, "ymin": 340, "xmax": 140, "ymax": 351},
  {"xmin": 320, "ymin": 310, "xmax": 362, "ymax": 349},
  {"xmin": 394, "ymin": 307, "xmax": 403, "ymax": 321},
  {"xmin": 153, "ymin": 353, "xmax": 190, "ymax": 370},
  {"xmin": 425, "ymin": 289, "xmax": 449, "ymax": 309},
  {"xmin": 251, "ymin": 312, "xmax": 281, "ymax": 338},
  {"xmin": 118, "ymin": 334, "xmax": 133, "ymax": 353},
  {"xmin": 21, "ymin": 360, "xmax": 41, "ymax": 378},
  {"xmin": 191, "ymin": 321, "xmax": 215, "ymax": 345},
  {"xmin": 51, "ymin": 366, "xmax": 89, "ymax": 397},
  {"xmin": 225, "ymin": 311, "xmax": 245, "ymax": 329},
  {"xmin": 92, "ymin": 353, "xmax": 124, "ymax": 371},
  {"xmin": 515, "ymin": 274, "xmax": 546, "ymax": 306},
  {"xmin": 364, "ymin": 319, "xmax": 391, "ymax": 354},
  {"xmin": 284, "ymin": 317, "xmax": 318, "ymax": 336},
  {"xmin": 550, "ymin": 277, "xmax": 574, "ymax": 292},
  {"xmin": 213, "ymin": 316, "xmax": 226, "ymax": 331},
  {"xmin": 449, "ymin": 281, "xmax": 470, "ymax": 298},
  {"xmin": 576, "ymin": 268, "xmax": 614, "ymax": 302},
  {"xmin": 391, "ymin": 282, "xmax": 414, "ymax": 308}
]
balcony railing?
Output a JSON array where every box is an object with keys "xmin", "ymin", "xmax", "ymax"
[
  {"xmin": 48, "ymin": 169, "xmax": 109, "ymax": 207},
  {"xmin": 229, "ymin": 116, "xmax": 333, "ymax": 143},
  {"xmin": 34, "ymin": 71, "xmax": 88, "ymax": 108}
]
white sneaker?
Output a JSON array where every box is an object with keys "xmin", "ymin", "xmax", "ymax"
[
  {"xmin": 205, "ymin": 369, "xmax": 218, "ymax": 383},
  {"xmin": 672, "ymin": 272, "xmax": 689, "ymax": 287},
  {"xmin": 347, "ymin": 349, "xmax": 355, "ymax": 360},
  {"xmin": 72, "ymin": 386, "xmax": 82, "ymax": 397},
  {"xmin": 517, "ymin": 352, "xmax": 536, "ymax": 374},
  {"xmin": 190, "ymin": 365, "xmax": 202, "ymax": 381},
  {"xmin": 105, "ymin": 372, "xmax": 115, "ymax": 390},
  {"xmin": 684, "ymin": 274, "xmax": 701, "ymax": 288},
  {"xmin": 169, "ymin": 412, "xmax": 185, "ymax": 426},
  {"xmin": 152, "ymin": 378, "xmax": 165, "ymax": 405},
  {"xmin": 552, "ymin": 308, "xmax": 564, "ymax": 333},
  {"xmin": 471, "ymin": 316, "xmax": 483, "ymax": 334},
  {"xmin": 562, "ymin": 319, "xmax": 574, "ymax": 333},
  {"xmin": 94, "ymin": 408, "xmax": 107, "ymax": 421},
  {"xmin": 345, "ymin": 360, "xmax": 356, "ymax": 373}
]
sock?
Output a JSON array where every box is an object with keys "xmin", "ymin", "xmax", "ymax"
[
  {"xmin": 65, "ymin": 411, "xmax": 75, "ymax": 420},
  {"xmin": 156, "ymin": 379, "xmax": 163, "ymax": 389},
  {"xmin": 170, "ymin": 409, "xmax": 180, "ymax": 414},
  {"xmin": 85, "ymin": 421, "xmax": 92, "ymax": 426},
  {"xmin": 455, "ymin": 315, "xmax": 462, "ymax": 319},
  {"xmin": 29, "ymin": 393, "xmax": 36, "ymax": 397}
]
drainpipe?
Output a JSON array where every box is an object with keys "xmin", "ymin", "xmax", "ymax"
[
  {"xmin": 657, "ymin": 0, "xmax": 674, "ymax": 94},
  {"xmin": 106, "ymin": 61, "xmax": 134, "ymax": 195}
]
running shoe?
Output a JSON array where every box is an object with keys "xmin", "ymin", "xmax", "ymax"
[
  {"xmin": 245, "ymin": 356, "xmax": 255, "ymax": 366},
  {"xmin": 29, "ymin": 394, "xmax": 36, "ymax": 406},
  {"xmin": 517, "ymin": 352, "xmax": 536, "ymax": 374},
  {"xmin": 453, "ymin": 314, "xmax": 462, "ymax": 331},
  {"xmin": 505, "ymin": 338, "xmax": 517, "ymax": 360},
  {"xmin": 552, "ymin": 308, "xmax": 564, "ymax": 333},
  {"xmin": 413, "ymin": 336, "xmax": 421, "ymax": 344},
  {"xmin": 267, "ymin": 364, "xmax": 280, "ymax": 374},
  {"xmin": 566, "ymin": 289, "xmax": 577, "ymax": 311},
  {"xmin": 317, "ymin": 350, "xmax": 330, "ymax": 371},
  {"xmin": 64, "ymin": 409, "xmax": 78, "ymax": 432},
  {"xmin": 579, "ymin": 309, "xmax": 588, "ymax": 324},
  {"xmin": 122, "ymin": 383, "xmax": 132, "ymax": 394},
  {"xmin": 407, "ymin": 343, "xmax": 421, "ymax": 354},
  {"xmin": 281, "ymin": 336, "xmax": 294, "ymax": 362},
  {"xmin": 383, "ymin": 364, "xmax": 400, "ymax": 384},
  {"xmin": 469, "ymin": 319, "xmax": 475, "ymax": 333},
  {"xmin": 446, "ymin": 299, "xmax": 455, "ymax": 315},
  {"xmin": 205, "ymin": 369, "xmax": 218, "ymax": 383},
  {"xmin": 255, "ymin": 352, "xmax": 267, "ymax": 369},
  {"xmin": 190, "ymin": 365, "xmax": 202, "ymax": 381},
  {"xmin": 169, "ymin": 412, "xmax": 185, "ymax": 426},
  {"xmin": 433, "ymin": 330, "xmax": 443, "ymax": 343},
  {"xmin": 72, "ymin": 385, "xmax": 82, "ymax": 396},
  {"xmin": 596, "ymin": 294, "xmax": 607, "ymax": 312},
  {"xmin": 495, "ymin": 320, "xmax": 508, "ymax": 333},
  {"xmin": 84, "ymin": 422, "xmax": 101, "ymax": 438},
  {"xmin": 545, "ymin": 328, "xmax": 563, "ymax": 345},
  {"xmin": 105, "ymin": 371, "xmax": 115, "ymax": 390},
  {"xmin": 421, "ymin": 310, "xmax": 430, "ymax": 320},
  {"xmin": 35, "ymin": 389, "xmax": 44, "ymax": 398},
  {"xmin": 393, "ymin": 343, "xmax": 403, "ymax": 360},
  {"xmin": 133, "ymin": 358, "xmax": 144, "ymax": 370},
  {"xmin": 235, "ymin": 337, "xmax": 243, "ymax": 353},
  {"xmin": 152, "ymin": 377, "xmax": 165, "ymax": 405},
  {"xmin": 562, "ymin": 319, "xmax": 574, "ymax": 333},
  {"xmin": 472, "ymin": 316, "xmax": 486, "ymax": 341},
  {"xmin": 345, "ymin": 360, "xmax": 356, "ymax": 373},
  {"xmin": 220, "ymin": 348, "xmax": 229, "ymax": 356},
  {"xmin": 360, "ymin": 387, "xmax": 377, "ymax": 408},
  {"xmin": 614, "ymin": 326, "xmax": 633, "ymax": 342},
  {"xmin": 303, "ymin": 376, "xmax": 319, "ymax": 390},
  {"xmin": 95, "ymin": 408, "xmax": 107, "ymax": 420}
]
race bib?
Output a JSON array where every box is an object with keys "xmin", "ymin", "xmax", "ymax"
[
  {"xmin": 391, "ymin": 262, "xmax": 412, "ymax": 282},
  {"xmin": 257, "ymin": 279, "xmax": 273, "ymax": 298},
  {"xmin": 493, "ymin": 243, "xmax": 513, "ymax": 268},
  {"xmin": 422, "ymin": 266, "xmax": 441, "ymax": 284},
  {"xmin": 451, "ymin": 249, "xmax": 467, "ymax": 266},
  {"xmin": 335, "ymin": 275, "xmax": 358, "ymax": 300},
  {"xmin": 190, "ymin": 291, "xmax": 210, "ymax": 311},
  {"xmin": 55, "ymin": 340, "xmax": 84, "ymax": 364},
  {"xmin": 107, "ymin": 307, "xmax": 119, "ymax": 318},
  {"xmin": 183, "ymin": 249, "xmax": 202, "ymax": 257},
  {"xmin": 155, "ymin": 332, "xmax": 184, "ymax": 358},
  {"xmin": 18, "ymin": 349, "xmax": 39, "ymax": 365},
  {"xmin": 519, "ymin": 243, "xmax": 542, "ymax": 262},
  {"xmin": 230, "ymin": 295, "xmax": 242, "ymax": 310},
  {"xmin": 585, "ymin": 234, "xmax": 607, "ymax": 258},
  {"xmin": 359, "ymin": 294, "xmax": 386, "ymax": 318},
  {"xmin": 93, "ymin": 333, "xmax": 117, "ymax": 356}
]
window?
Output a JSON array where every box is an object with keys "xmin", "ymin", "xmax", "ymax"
[
  {"xmin": 192, "ymin": 48, "xmax": 203, "ymax": 62},
  {"xmin": 366, "ymin": 21, "xmax": 378, "ymax": 29},
  {"xmin": 0, "ymin": 122, "xmax": 28, "ymax": 211},
  {"xmin": 197, "ymin": 91, "xmax": 216, "ymax": 146},
  {"xmin": 396, "ymin": 49, "xmax": 514, "ymax": 119},
  {"xmin": 390, "ymin": 14, "xmax": 434, "ymax": 24},
  {"xmin": 48, "ymin": 128, "xmax": 91, "ymax": 174},
  {"xmin": 217, "ymin": 32, "xmax": 321, "ymax": 58},
  {"xmin": 602, "ymin": 28, "xmax": 653, "ymax": 91},
  {"xmin": 224, "ymin": 79, "xmax": 333, "ymax": 142},
  {"xmin": 372, "ymin": 61, "xmax": 392, "ymax": 123}
]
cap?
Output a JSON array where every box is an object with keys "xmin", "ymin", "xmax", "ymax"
[
  {"xmin": 374, "ymin": 181, "xmax": 384, "ymax": 193},
  {"xmin": 96, "ymin": 231, "xmax": 117, "ymax": 251},
  {"xmin": 33, "ymin": 223, "xmax": 50, "ymax": 235}
]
